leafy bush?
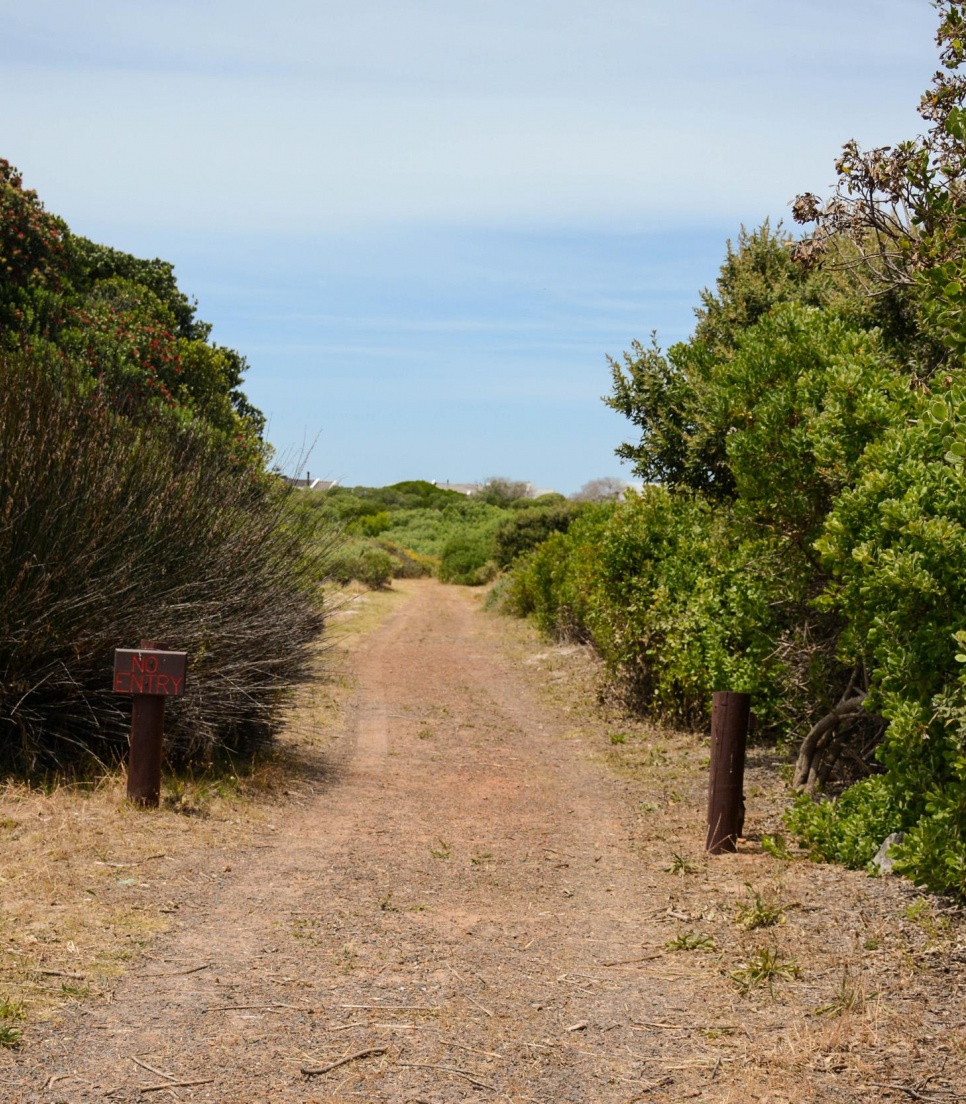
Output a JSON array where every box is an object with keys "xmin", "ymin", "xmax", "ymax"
[
  {"xmin": 0, "ymin": 351, "xmax": 331, "ymax": 771},
  {"xmin": 378, "ymin": 542, "xmax": 436, "ymax": 579},
  {"xmin": 477, "ymin": 476, "xmax": 531, "ymax": 507},
  {"xmin": 791, "ymin": 394, "xmax": 966, "ymax": 890},
  {"xmin": 784, "ymin": 777, "xmax": 900, "ymax": 869},
  {"xmin": 438, "ymin": 533, "xmax": 497, "ymax": 586},
  {"xmin": 502, "ymin": 506, "xmax": 611, "ymax": 639},
  {"xmin": 326, "ymin": 542, "xmax": 394, "ymax": 589},
  {"xmin": 1, "ymin": 159, "xmax": 265, "ymax": 458},
  {"xmin": 506, "ymin": 491, "xmax": 786, "ymax": 724},
  {"xmin": 351, "ymin": 511, "xmax": 393, "ymax": 537},
  {"xmin": 492, "ymin": 503, "xmax": 585, "ymax": 568}
]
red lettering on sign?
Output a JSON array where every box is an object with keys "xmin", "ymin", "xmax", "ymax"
[{"xmin": 113, "ymin": 648, "xmax": 187, "ymax": 696}]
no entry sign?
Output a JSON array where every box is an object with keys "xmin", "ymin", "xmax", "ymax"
[
  {"xmin": 114, "ymin": 641, "xmax": 188, "ymax": 807},
  {"xmin": 113, "ymin": 648, "xmax": 187, "ymax": 697}
]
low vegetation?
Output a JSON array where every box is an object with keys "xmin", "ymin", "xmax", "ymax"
[{"xmin": 295, "ymin": 478, "xmax": 584, "ymax": 589}]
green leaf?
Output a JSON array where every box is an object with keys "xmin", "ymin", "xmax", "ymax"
[{"xmin": 947, "ymin": 107, "xmax": 966, "ymax": 142}]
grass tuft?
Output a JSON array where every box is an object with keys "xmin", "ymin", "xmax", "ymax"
[
  {"xmin": 731, "ymin": 946, "xmax": 800, "ymax": 994},
  {"xmin": 665, "ymin": 852, "xmax": 699, "ymax": 875},
  {"xmin": 814, "ymin": 970, "xmax": 868, "ymax": 1017},
  {"xmin": 666, "ymin": 930, "xmax": 716, "ymax": 952},
  {"xmin": 0, "ymin": 997, "xmax": 24, "ymax": 1049},
  {"xmin": 736, "ymin": 884, "xmax": 785, "ymax": 930}
]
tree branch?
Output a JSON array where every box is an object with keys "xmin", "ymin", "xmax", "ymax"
[{"xmin": 793, "ymin": 690, "xmax": 868, "ymax": 790}]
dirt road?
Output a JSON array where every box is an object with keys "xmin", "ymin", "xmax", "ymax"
[{"xmin": 9, "ymin": 580, "xmax": 966, "ymax": 1102}]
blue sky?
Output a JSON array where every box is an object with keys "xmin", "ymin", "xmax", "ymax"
[{"xmin": 1, "ymin": 0, "xmax": 940, "ymax": 492}]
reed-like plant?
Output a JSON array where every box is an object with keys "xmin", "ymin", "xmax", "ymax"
[{"xmin": 0, "ymin": 349, "xmax": 335, "ymax": 771}]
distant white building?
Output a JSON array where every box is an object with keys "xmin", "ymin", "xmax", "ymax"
[
  {"xmin": 433, "ymin": 482, "xmax": 481, "ymax": 496},
  {"xmin": 282, "ymin": 476, "xmax": 339, "ymax": 491},
  {"xmin": 431, "ymin": 480, "xmax": 558, "ymax": 499}
]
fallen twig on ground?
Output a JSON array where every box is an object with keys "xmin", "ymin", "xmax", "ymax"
[
  {"xmin": 601, "ymin": 953, "xmax": 663, "ymax": 967},
  {"xmin": 139, "ymin": 1077, "xmax": 215, "ymax": 1092},
  {"xmin": 130, "ymin": 1057, "xmax": 176, "ymax": 1081},
  {"xmin": 463, "ymin": 991, "xmax": 493, "ymax": 1017},
  {"xmin": 139, "ymin": 963, "xmax": 211, "ymax": 978},
  {"xmin": 301, "ymin": 1046, "xmax": 389, "ymax": 1076}
]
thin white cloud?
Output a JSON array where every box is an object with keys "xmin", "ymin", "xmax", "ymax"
[
  {"xmin": 2, "ymin": 0, "xmax": 936, "ymax": 235},
  {"xmin": 0, "ymin": 71, "xmax": 924, "ymax": 233}
]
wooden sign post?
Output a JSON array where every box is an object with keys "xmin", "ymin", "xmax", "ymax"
[{"xmin": 113, "ymin": 640, "xmax": 187, "ymax": 807}]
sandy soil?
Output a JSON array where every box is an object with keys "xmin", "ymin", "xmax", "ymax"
[{"xmin": 6, "ymin": 579, "xmax": 966, "ymax": 1103}]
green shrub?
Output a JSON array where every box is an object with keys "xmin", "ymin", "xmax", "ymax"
[
  {"xmin": 477, "ymin": 476, "xmax": 531, "ymax": 507},
  {"xmin": 326, "ymin": 542, "xmax": 394, "ymax": 589},
  {"xmin": 351, "ymin": 511, "xmax": 393, "ymax": 537},
  {"xmin": 378, "ymin": 542, "xmax": 436, "ymax": 579},
  {"xmin": 438, "ymin": 533, "xmax": 497, "ymax": 586},
  {"xmin": 505, "ymin": 491, "xmax": 786, "ymax": 724},
  {"xmin": 503, "ymin": 523, "xmax": 601, "ymax": 640},
  {"xmin": 784, "ymin": 776, "xmax": 900, "ymax": 869},
  {"xmin": 794, "ymin": 393, "xmax": 966, "ymax": 892},
  {"xmin": 492, "ymin": 503, "xmax": 584, "ymax": 568},
  {"xmin": 483, "ymin": 572, "xmax": 516, "ymax": 611}
]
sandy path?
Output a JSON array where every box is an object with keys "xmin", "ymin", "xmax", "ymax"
[{"xmin": 10, "ymin": 580, "xmax": 966, "ymax": 1103}]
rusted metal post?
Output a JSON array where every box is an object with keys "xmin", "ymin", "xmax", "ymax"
[
  {"xmin": 706, "ymin": 691, "xmax": 751, "ymax": 854},
  {"xmin": 128, "ymin": 692, "xmax": 166, "ymax": 807}
]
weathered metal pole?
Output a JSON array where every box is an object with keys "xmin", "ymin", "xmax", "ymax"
[
  {"xmin": 127, "ymin": 639, "xmax": 165, "ymax": 807},
  {"xmin": 706, "ymin": 691, "xmax": 751, "ymax": 854},
  {"xmin": 127, "ymin": 693, "xmax": 166, "ymax": 807}
]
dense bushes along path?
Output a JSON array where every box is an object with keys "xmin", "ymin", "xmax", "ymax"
[{"xmin": 9, "ymin": 580, "xmax": 965, "ymax": 1102}]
